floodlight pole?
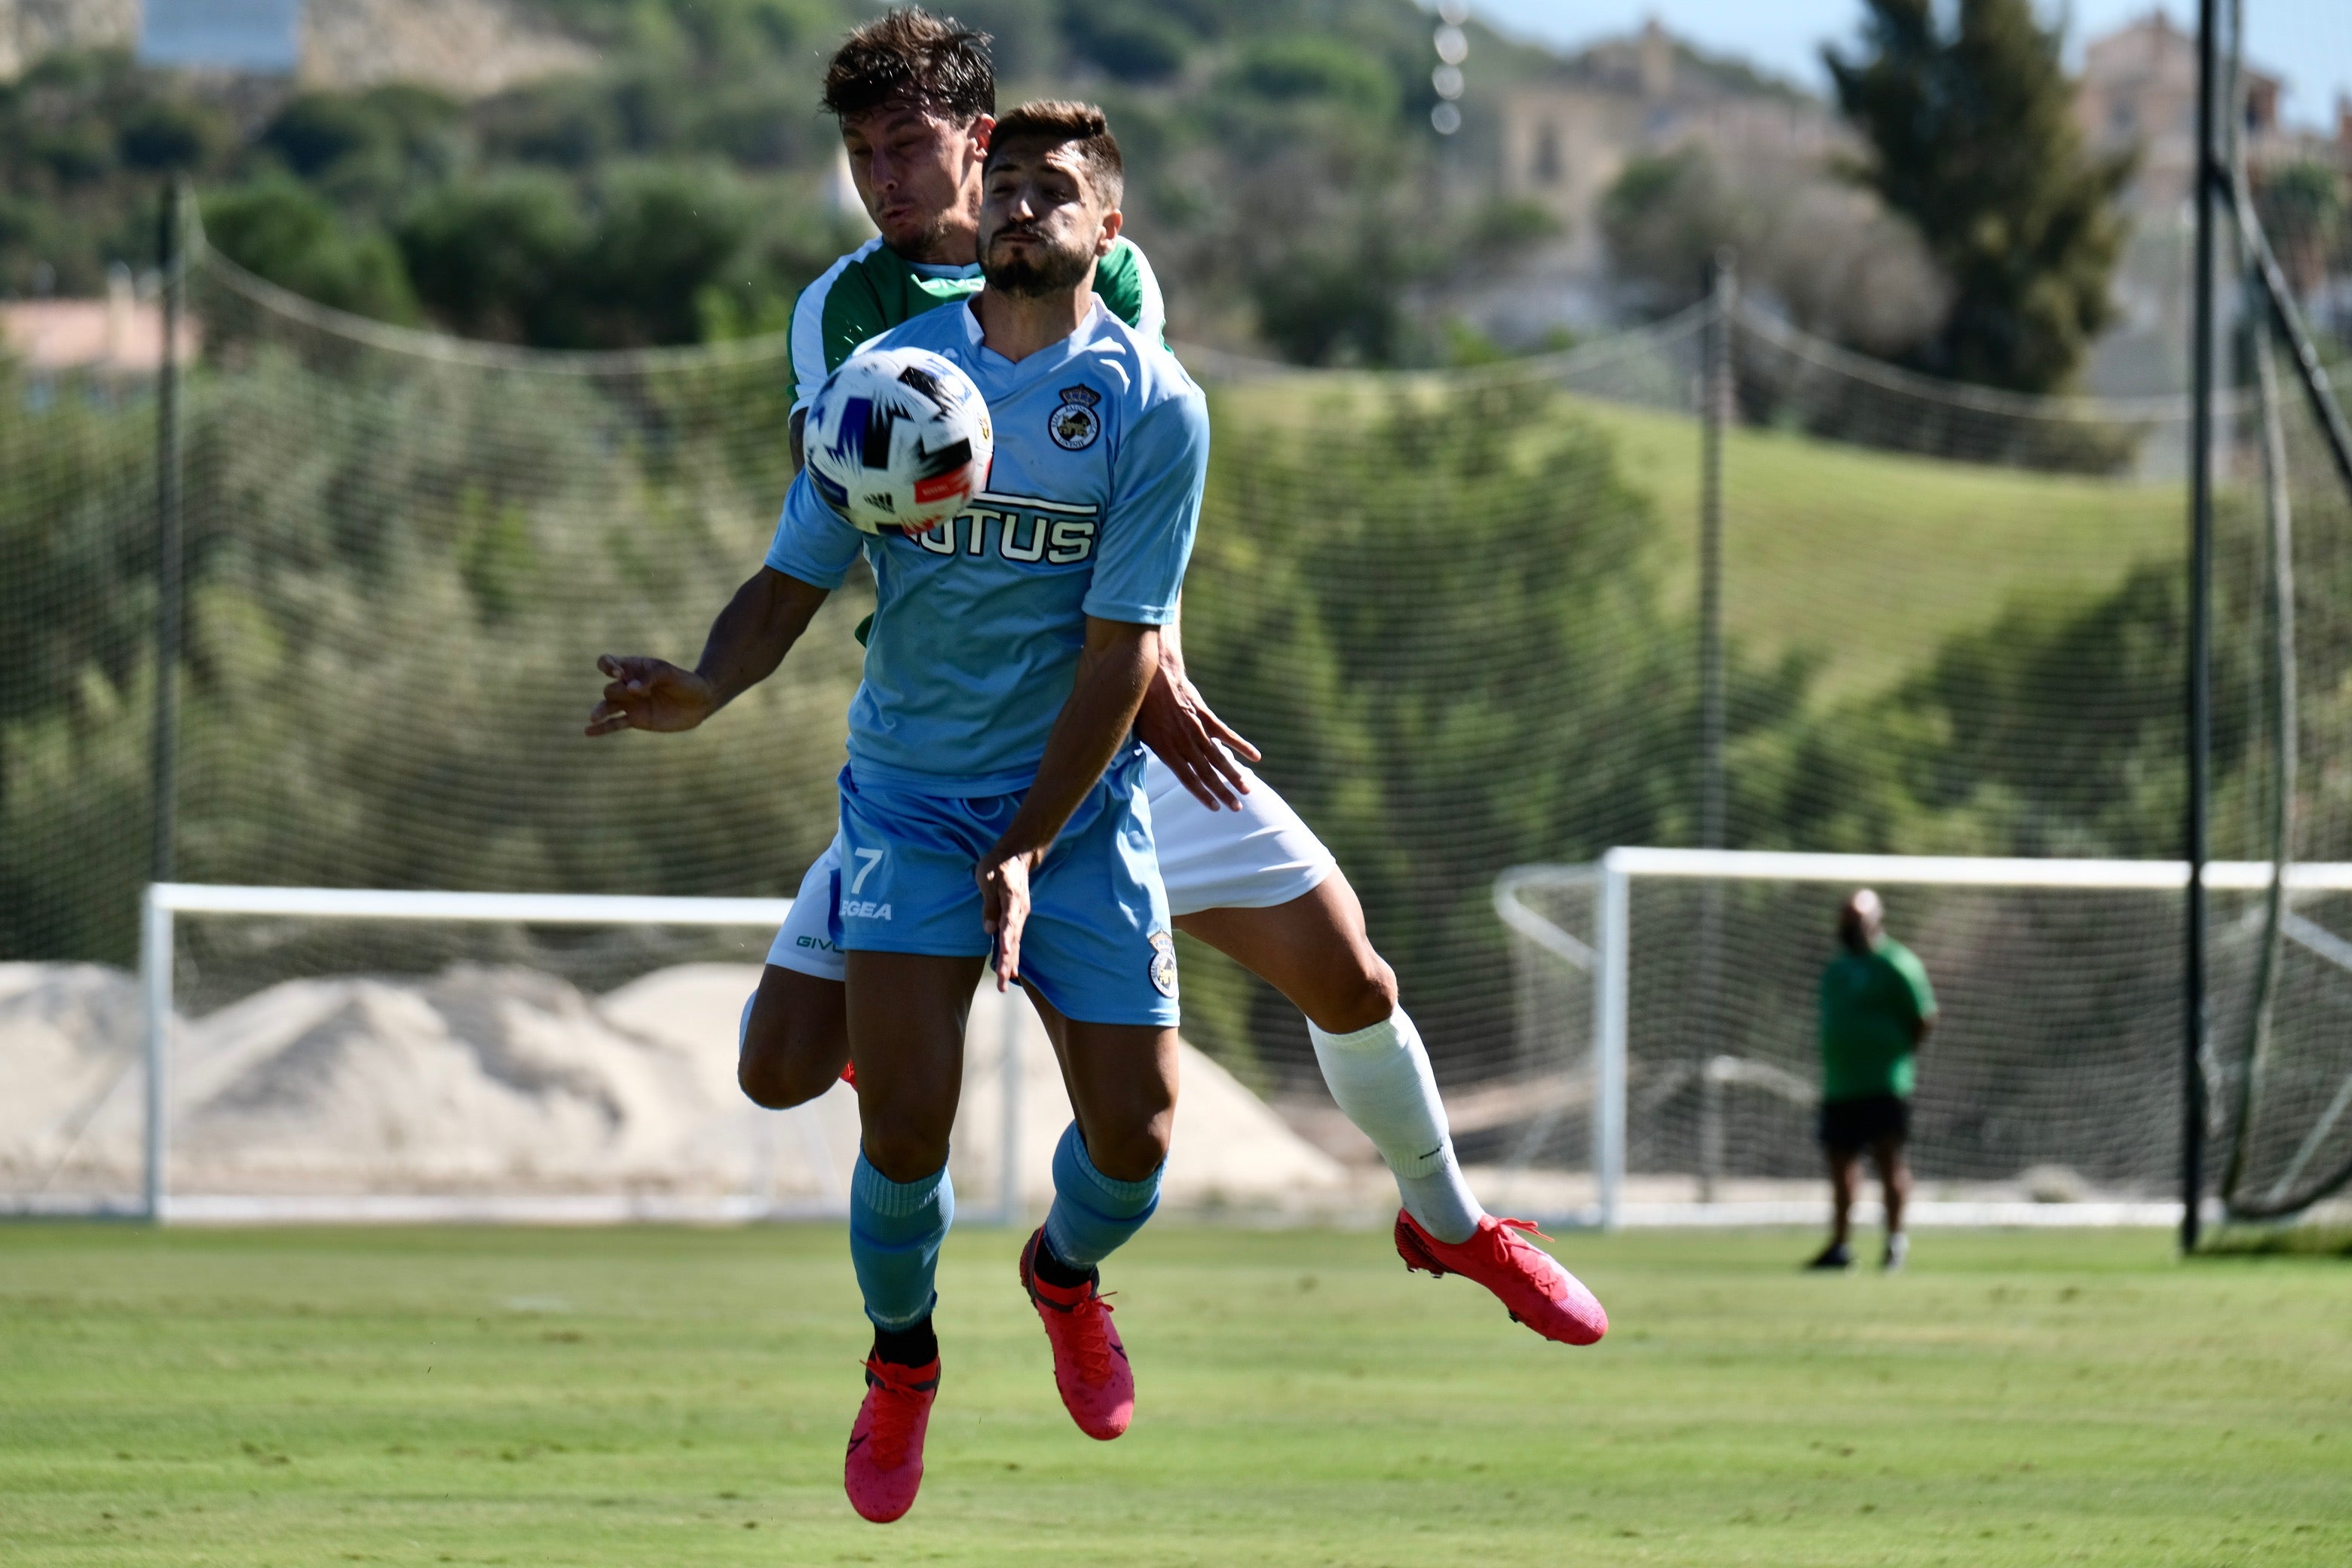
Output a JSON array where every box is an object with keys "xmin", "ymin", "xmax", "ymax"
[{"xmin": 2182, "ymin": 0, "xmax": 2220, "ymax": 1254}]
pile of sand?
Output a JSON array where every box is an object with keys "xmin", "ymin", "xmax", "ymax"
[
  {"xmin": 0, "ymin": 963, "xmax": 146, "ymax": 1193},
  {"xmin": 1, "ymin": 960, "xmax": 1346, "ymax": 1214}
]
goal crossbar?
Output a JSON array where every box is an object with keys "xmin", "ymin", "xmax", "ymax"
[
  {"xmin": 146, "ymin": 883, "xmax": 797, "ymax": 925},
  {"xmin": 1593, "ymin": 848, "xmax": 2352, "ymax": 892},
  {"xmin": 130, "ymin": 884, "xmax": 1020, "ymax": 1228}
]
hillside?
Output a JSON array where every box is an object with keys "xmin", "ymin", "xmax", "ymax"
[
  {"xmin": 1197, "ymin": 368, "xmax": 2180, "ymax": 703},
  {"xmin": 0, "ymin": 0, "xmax": 1582, "ymax": 360},
  {"xmin": 1589, "ymin": 400, "xmax": 2179, "ymax": 700},
  {"xmin": 302, "ymin": 0, "xmax": 599, "ymax": 96}
]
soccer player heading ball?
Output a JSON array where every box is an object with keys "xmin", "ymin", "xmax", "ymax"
[
  {"xmin": 598, "ymin": 94, "xmax": 1199, "ymax": 1521},
  {"xmin": 589, "ymin": 6, "xmax": 1606, "ymax": 1524},
  {"xmin": 759, "ymin": 4, "xmax": 1602, "ymax": 1346}
]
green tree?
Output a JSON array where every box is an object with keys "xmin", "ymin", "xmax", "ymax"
[
  {"xmin": 1825, "ymin": 0, "xmax": 2130, "ymax": 393},
  {"xmin": 201, "ymin": 179, "xmax": 418, "ymax": 323},
  {"xmin": 2255, "ymin": 160, "xmax": 2347, "ymax": 299},
  {"xmin": 395, "ymin": 172, "xmax": 587, "ymax": 344},
  {"xmin": 0, "ymin": 360, "xmax": 158, "ymax": 960},
  {"xmin": 1063, "ymin": 0, "xmax": 1191, "ymax": 83}
]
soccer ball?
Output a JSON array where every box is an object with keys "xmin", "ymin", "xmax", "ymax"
[{"xmin": 804, "ymin": 347, "xmax": 993, "ymax": 534}]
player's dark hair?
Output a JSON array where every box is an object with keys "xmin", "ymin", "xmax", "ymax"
[
  {"xmin": 822, "ymin": 8, "xmax": 995, "ymax": 124},
  {"xmin": 985, "ymin": 100, "xmax": 1124, "ymax": 207}
]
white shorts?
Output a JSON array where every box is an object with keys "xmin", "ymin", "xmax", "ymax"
[{"xmin": 765, "ymin": 752, "xmax": 1337, "ymax": 980}]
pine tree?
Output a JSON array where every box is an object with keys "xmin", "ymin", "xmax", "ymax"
[{"xmin": 1825, "ymin": 0, "xmax": 2132, "ymax": 394}]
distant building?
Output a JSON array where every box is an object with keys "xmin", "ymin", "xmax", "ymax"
[
  {"xmin": 2074, "ymin": 11, "xmax": 2352, "ymax": 391},
  {"xmin": 1496, "ymin": 20, "xmax": 1850, "ymax": 277},
  {"xmin": 299, "ymin": 0, "xmax": 595, "ymax": 97},
  {"xmin": 2, "ymin": 267, "xmax": 198, "ymax": 372},
  {"xmin": 2075, "ymin": 9, "xmax": 2344, "ymax": 214},
  {"xmin": 0, "ymin": 0, "xmax": 595, "ymax": 98}
]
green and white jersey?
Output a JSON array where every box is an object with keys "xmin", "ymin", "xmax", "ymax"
[{"xmin": 786, "ymin": 234, "xmax": 1164, "ymax": 413}]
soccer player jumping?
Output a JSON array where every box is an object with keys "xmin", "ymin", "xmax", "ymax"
[
  {"xmin": 592, "ymin": 102, "xmax": 1202, "ymax": 1521},
  {"xmin": 744, "ymin": 5, "xmax": 1606, "ymax": 1354}
]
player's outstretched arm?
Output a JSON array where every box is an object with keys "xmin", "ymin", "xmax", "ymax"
[
  {"xmin": 585, "ymin": 568, "xmax": 830, "ymax": 737},
  {"xmin": 977, "ymin": 617, "xmax": 1161, "ymax": 988},
  {"xmin": 1132, "ymin": 597, "xmax": 1260, "ymax": 811}
]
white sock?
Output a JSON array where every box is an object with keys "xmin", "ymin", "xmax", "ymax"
[{"xmin": 1308, "ymin": 1008, "xmax": 1485, "ymax": 1244}]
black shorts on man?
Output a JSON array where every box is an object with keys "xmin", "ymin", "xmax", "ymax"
[{"xmin": 1816, "ymin": 1092, "xmax": 1909, "ymax": 1155}]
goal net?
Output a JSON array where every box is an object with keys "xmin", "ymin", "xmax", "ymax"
[
  {"xmin": 1501, "ymin": 849, "xmax": 2352, "ymax": 1227},
  {"xmin": 11, "ymin": 884, "xmax": 1024, "ymax": 1225}
]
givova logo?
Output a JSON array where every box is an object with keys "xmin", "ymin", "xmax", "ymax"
[{"xmin": 914, "ymin": 492, "xmax": 1099, "ymax": 565}]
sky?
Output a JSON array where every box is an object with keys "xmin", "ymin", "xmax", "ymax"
[{"xmin": 1473, "ymin": 2, "xmax": 2351, "ymax": 130}]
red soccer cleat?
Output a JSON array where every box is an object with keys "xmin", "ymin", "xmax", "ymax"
[
  {"xmin": 1395, "ymin": 1210, "xmax": 1608, "ymax": 1346},
  {"xmin": 843, "ymin": 1354, "xmax": 938, "ymax": 1524},
  {"xmin": 1018, "ymin": 1228, "xmax": 1134, "ymax": 1440}
]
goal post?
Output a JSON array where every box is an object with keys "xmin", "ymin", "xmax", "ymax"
[
  {"xmin": 126, "ymin": 884, "xmax": 1027, "ymax": 1227},
  {"xmin": 1499, "ymin": 848, "xmax": 2352, "ymax": 1230}
]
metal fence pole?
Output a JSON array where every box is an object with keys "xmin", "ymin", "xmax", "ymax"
[
  {"xmin": 1696, "ymin": 251, "xmax": 1735, "ymax": 1201},
  {"xmin": 2182, "ymin": 0, "xmax": 2221, "ymax": 1253},
  {"xmin": 1699, "ymin": 251, "xmax": 1734, "ymax": 851},
  {"xmin": 152, "ymin": 181, "xmax": 185, "ymax": 891}
]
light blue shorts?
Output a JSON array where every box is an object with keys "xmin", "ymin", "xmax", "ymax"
[
  {"xmin": 826, "ymin": 749, "xmax": 1178, "ymax": 1028},
  {"xmin": 767, "ymin": 752, "xmax": 1334, "ymax": 982}
]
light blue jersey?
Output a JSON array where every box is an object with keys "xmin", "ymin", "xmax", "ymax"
[{"xmin": 767, "ymin": 296, "xmax": 1208, "ymax": 796}]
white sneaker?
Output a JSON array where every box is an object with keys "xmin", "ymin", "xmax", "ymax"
[{"xmin": 1882, "ymin": 1233, "xmax": 1909, "ymax": 1272}]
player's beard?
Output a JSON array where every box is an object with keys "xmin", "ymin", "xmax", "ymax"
[
  {"xmin": 884, "ymin": 207, "xmax": 963, "ymax": 265},
  {"xmin": 981, "ymin": 226, "xmax": 1094, "ymax": 298}
]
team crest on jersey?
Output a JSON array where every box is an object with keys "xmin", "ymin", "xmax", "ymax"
[
  {"xmin": 1049, "ymin": 385, "xmax": 1103, "ymax": 451},
  {"xmin": 1147, "ymin": 928, "xmax": 1178, "ymax": 999}
]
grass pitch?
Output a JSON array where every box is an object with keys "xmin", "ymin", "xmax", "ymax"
[
  {"xmin": 1582, "ymin": 401, "xmax": 2182, "ymax": 703},
  {"xmin": 2, "ymin": 1225, "xmax": 2345, "ymax": 1566}
]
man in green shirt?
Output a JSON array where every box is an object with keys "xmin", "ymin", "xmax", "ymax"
[{"xmin": 1808, "ymin": 889, "xmax": 1935, "ymax": 1272}]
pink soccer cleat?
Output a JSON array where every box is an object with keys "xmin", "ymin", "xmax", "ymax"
[
  {"xmin": 1395, "ymin": 1210, "xmax": 1608, "ymax": 1346},
  {"xmin": 1018, "ymin": 1228, "xmax": 1135, "ymax": 1440},
  {"xmin": 843, "ymin": 1354, "xmax": 939, "ymax": 1524}
]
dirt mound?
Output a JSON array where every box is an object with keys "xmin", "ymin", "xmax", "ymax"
[{"xmin": 3, "ymin": 962, "xmax": 1346, "ymax": 1213}]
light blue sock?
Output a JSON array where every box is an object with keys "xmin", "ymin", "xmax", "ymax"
[
  {"xmin": 1042, "ymin": 1122, "xmax": 1162, "ymax": 1270},
  {"xmin": 849, "ymin": 1153, "xmax": 953, "ymax": 1331}
]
